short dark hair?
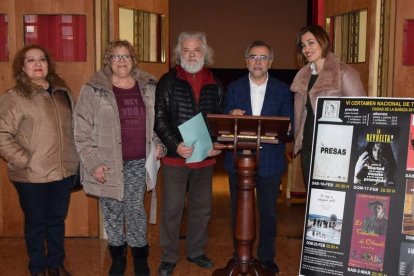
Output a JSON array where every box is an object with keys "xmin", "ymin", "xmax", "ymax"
[
  {"xmin": 295, "ymin": 25, "xmax": 331, "ymax": 67},
  {"xmin": 245, "ymin": 40, "xmax": 273, "ymax": 59}
]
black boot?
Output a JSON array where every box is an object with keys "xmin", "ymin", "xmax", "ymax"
[
  {"xmin": 108, "ymin": 244, "xmax": 127, "ymax": 276},
  {"xmin": 131, "ymin": 245, "xmax": 150, "ymax": 276}
]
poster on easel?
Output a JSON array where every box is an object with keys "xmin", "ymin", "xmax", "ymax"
[{"xmin": 300, "ymin": 97, "xmax": 414, "ymax": 276}]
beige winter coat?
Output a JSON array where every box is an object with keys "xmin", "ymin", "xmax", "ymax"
[
  {"xmin": 290, "ymin": 52, "xmax": 366, "ymax": 154},
  {"xmin": 0, "ymin": 87, "xmax": 79, "ymax": 183},
  {"xmin": 74, "ymin": 67, "xmax": 165, "ymax": 201}
]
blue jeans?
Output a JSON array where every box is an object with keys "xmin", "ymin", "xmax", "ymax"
[
  {"xmin": 228, "ymin": 172, "xmax": 281, "ymax": 262},
  {"xmin": 13, "ymin": 177, "xmax": 72, "ymax": 273}
]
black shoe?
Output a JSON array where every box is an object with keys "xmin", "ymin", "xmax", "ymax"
[
  {"xmin": 261, "ymin": 261, "xmax": 280, "ymax": 273},
  {"xmin": 108, "ymin": 244, "xmax": 127, "ymax": 276},
  {"xmin": 47, "ymin": 267, "xmax": 71, "ymax": 276},
  {"xmin": 158, "ymin": 262, "xmax": 176, "ymax": 276},
  {"xmin": 187, "ymin": 254, "xmax": 214, "ymax": 269},
  {"xmin": 131, "ymin": 245, "xmax": 150, "ymax": 276},
  {"xmin": 31, "ymin": 272, "xmax": 46, "ymax": 276}
]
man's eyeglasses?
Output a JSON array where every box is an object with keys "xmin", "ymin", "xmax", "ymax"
[
  {"xmin": 247, "ymin": 55, "xmax": 272, "ymax": 61},
  {"xmin": 110, "ymin": 54, "xmax": 132, "ymax": 62}
]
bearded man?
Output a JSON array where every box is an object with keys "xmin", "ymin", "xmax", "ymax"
[{"xmin": 154, "ymin": 31, "xmax": 224, "ymax": 276}]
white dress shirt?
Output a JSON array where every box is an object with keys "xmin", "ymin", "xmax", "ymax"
[{"xmin": 249, "ymin": 73, "xmax": 268, "ymax": 116}]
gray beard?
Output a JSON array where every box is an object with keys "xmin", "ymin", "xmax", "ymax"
[{"xmin": 180, "ymin": 58, "xmax": 204, "ymax": 73}]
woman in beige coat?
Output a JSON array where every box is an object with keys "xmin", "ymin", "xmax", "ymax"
[
  {"xmin": 0, "ymin": 45, "xmax": 78, "ymax": 276},
  {"xmin": 74, "ymin": 40, "xmax": 165, "ymax": 276},
  {"xmin": 290, "ymin": 25, "xmax": 366, "ymax": 189}
]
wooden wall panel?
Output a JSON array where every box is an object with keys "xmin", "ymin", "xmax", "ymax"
[
  {"xmin": 0, "ymin": 1, "xmax": 15, "ymax": 90},
  {"xmin": 324, "ymin": 0, "xmax": 371, "ymax": 17},
  {"xmin": 324, "ymin": 0, "xmax": 376, "ymax": 95},
  {"xmin": 0, "ymin": 0, "xmax": 20, "ymax": 237},
  {"xmin": 14, "ymin": 0, "xmax": 96, "ymax": 98},
  {"xmin": 392, "ymin": 0, "xmax": 414, "ymax": 97},
  {"xmin": 0, "ymin": 165, "xmax": 23, "ymax": 235},
  {"xmin": 0, "ymin": 0, "xmax": 15, "ymax": 237}
]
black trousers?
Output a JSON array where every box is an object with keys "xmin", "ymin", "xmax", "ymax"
[
  {"xmin": 13, "ymin": 177, "xmax": 72, "ymax": 273},
  {"xmin": 301, "ymin": 147, "xmax": 312, "ymax": 190}
]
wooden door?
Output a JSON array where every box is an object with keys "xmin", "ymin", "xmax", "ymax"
[
  {"xmin": 325, "ymin": 0, "xmax": 414, "ymax": 97},
  {"xmin": 387, "ymin": 0, "xmax": 414, "ymax": 97},
  {"xmin": 324, "ymin": 0, "xmax": 381, "ymax": 96},
  {"xmin": 0, "ymin": 0, "xmax": 15, "ymax": 239},
  {"xmin": 0, "ymin": 0, "xmax": 98, "ymax": 237},
  {"xmin": 109, "ymin": 0, "xmax": 170, "ymax": 79}
]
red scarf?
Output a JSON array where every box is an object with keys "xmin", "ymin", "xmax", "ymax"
[{"xmin": 176, "ymin": 65, "xmax": 216, "ymax": 104}]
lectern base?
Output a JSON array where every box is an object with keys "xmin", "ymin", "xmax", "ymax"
[
  {"xmin": 213, "ymin": 258, "xmax": 275, "ymax": 276},
  {"xmin": 206, "ymin": 114, "xmax": 289, "ymax": 276}
]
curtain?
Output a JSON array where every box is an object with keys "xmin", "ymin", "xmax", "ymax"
[
  {"xmin": 0, "ymin": 14, "xmax": 8, "ymax": 61},
  {"xmin": 403, "ymin": 20, "xmax": 414, "ymax": 65},
  {"xmin": 24, "ymin": 15, "xmax": 86, "ymax": 62}
]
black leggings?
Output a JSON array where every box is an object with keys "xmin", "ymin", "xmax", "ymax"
[{"xmin": 301, "ymin": 147, "xmax": 312, "ymax": 190}]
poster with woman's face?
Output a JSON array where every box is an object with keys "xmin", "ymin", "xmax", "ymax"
[{"xmin": 353, "ymin": 127, "xmax": 399, "ymax": 187}]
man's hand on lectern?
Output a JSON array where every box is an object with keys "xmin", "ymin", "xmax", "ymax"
[
  {"xmin": 230, "ymin": 109, "xmax": 245, "ymax": 115},
  {"xmin": 208, "ymin": 142, "xmax": 222, "ymax": 157}
]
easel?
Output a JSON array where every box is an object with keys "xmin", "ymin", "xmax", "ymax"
[{"xmin": 207, "ymin": 114, "xmax": 290, "ymax": 276}]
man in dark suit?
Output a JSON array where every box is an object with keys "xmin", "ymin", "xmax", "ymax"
[{"xmin": 223, "ymin": 40, "xmax": 294, "ymax": 274}]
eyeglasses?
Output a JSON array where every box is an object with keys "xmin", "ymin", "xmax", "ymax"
[
  {"xmin": 110, "ymin": 54, "xmax": 132, "ymax": 62},
  {"xmin": 247, "ymin": 55, "xmax": 272, "ymax": 61}
]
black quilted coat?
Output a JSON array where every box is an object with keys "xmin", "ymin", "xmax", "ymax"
[{"xmin": 154, "ymin": 68, "xmax": 224, "ymax": 158}]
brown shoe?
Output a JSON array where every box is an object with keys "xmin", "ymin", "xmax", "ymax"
[{"xmin": 47, "ymin": 267, "xmax": 71, "ymax": 276}]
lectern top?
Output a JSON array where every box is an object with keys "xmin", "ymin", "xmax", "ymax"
[{"xmin": 206, "ymin": 114, "xmax": 290, "ymax": 144}]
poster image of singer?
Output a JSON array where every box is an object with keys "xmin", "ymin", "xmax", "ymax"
[
  {"xmin": 398, "ymin": 242, "xmax": 414, "ymax": 276},
  {"xmin": 353, "ymin": 127, "xmax": 398, "ymax": 186},
  {"xmin": 348, "ymin": 193, "xmax": 390, "ymax": 272},
  {"xmin": 312, "ymin": 124, "xmax": 353, "ymax": 182},
  {"xmin": 406, "ymin": 114, "xmax": 414, "ymax": 171},
  {"xmin": 402, "ymin": 179, "xmax": 414, "ymax": 235},
  {"xmin": 306, "ymin": 188, "xmax": 345, "ymax": 245}
]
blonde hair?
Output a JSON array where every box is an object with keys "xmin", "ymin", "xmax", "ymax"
[{"xmin": 103, "ymin": 40, "xmax": 138, "ymax": 69}]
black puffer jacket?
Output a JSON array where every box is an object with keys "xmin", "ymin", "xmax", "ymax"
[{"xmin": 154, "ymin": 68, "xmax": 224, "ymax": 158}]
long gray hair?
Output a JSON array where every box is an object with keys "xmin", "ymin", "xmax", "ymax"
[{"xmin": 173, "ymin": 31, "xmax": 214, "ymax": 66}]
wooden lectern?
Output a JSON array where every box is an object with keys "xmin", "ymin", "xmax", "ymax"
[{"xmin": 207, "ymin": 114, "xmax": 290, "ymax": 276}]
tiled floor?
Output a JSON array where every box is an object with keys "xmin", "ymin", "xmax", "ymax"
[{"xmin": 0, "ymin": 163, "xmax": 307, "ymax": 276}]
